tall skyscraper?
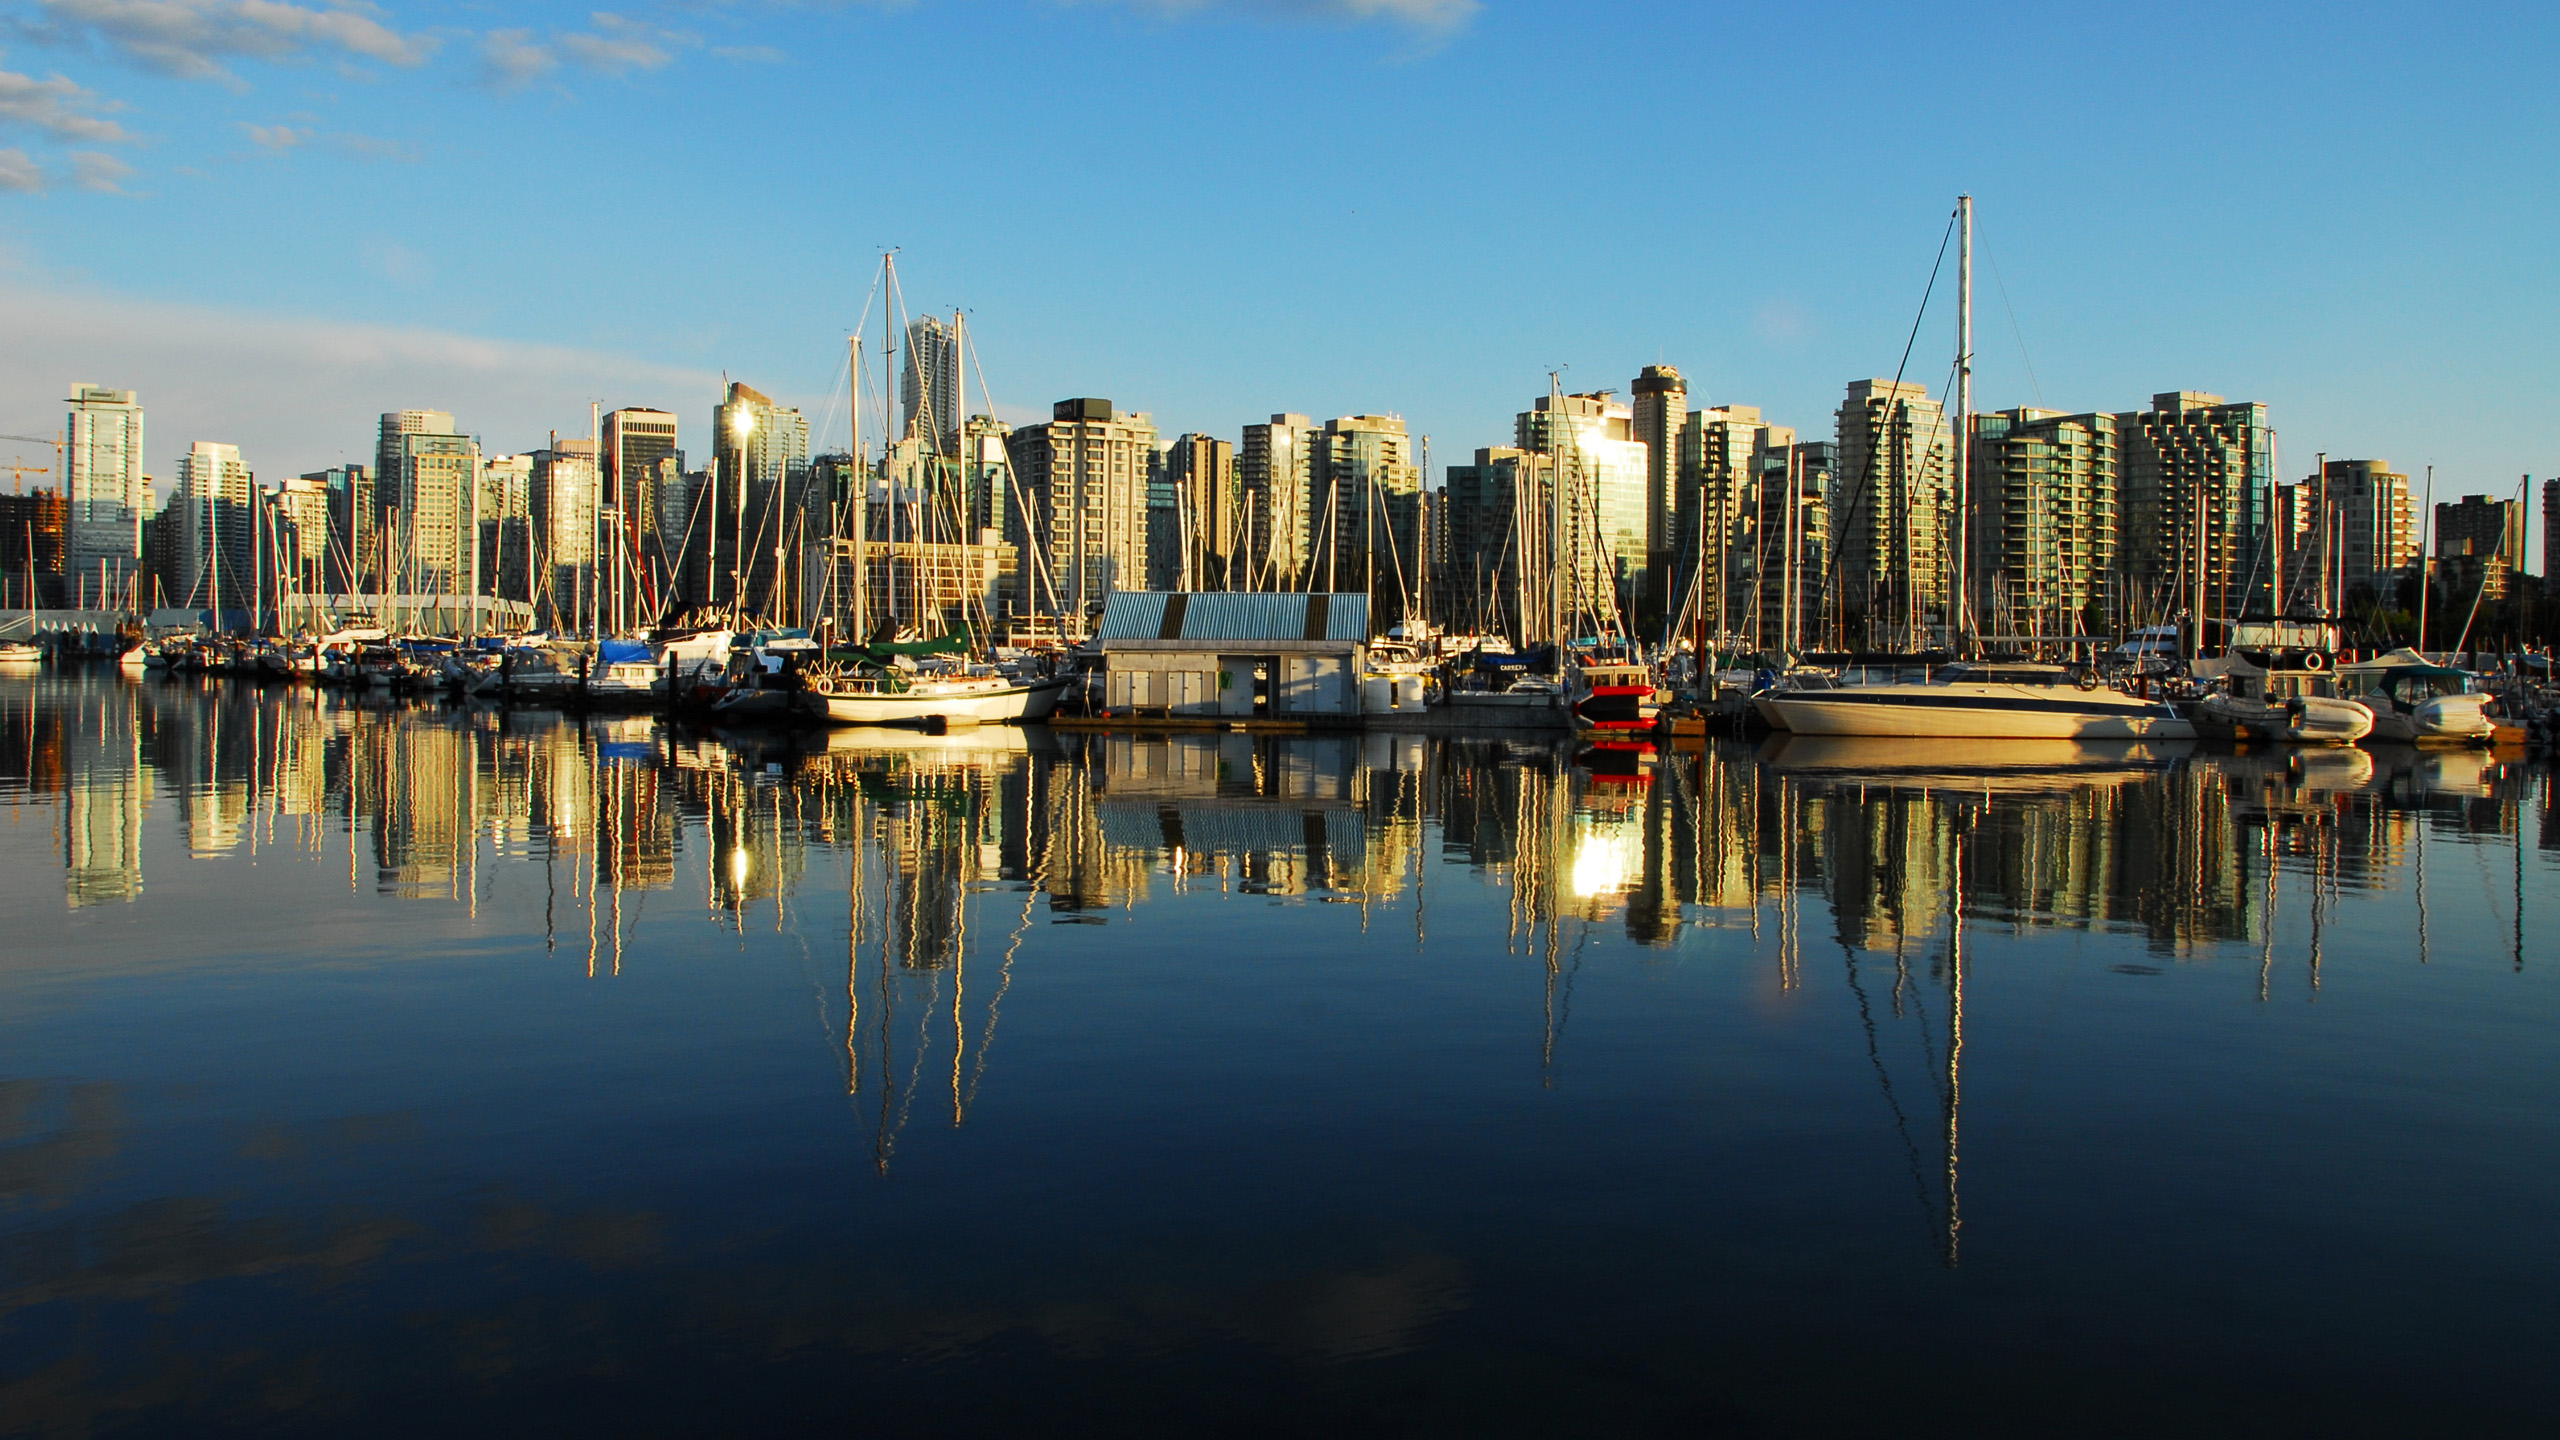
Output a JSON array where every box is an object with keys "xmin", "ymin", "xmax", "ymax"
[
  {"xmin": 1156, "ymin": 433, "xmax": 1237, "ymax": 591},
  {"xmin": 300, "ymin": 465, "xmax": 371, "ymax": 594},
  {"xmin": 1754, "ymin": 441, "xmax": 1832, "ymax": 650},
  {"xmin": 1630, "ymin": 365, "xmax": 1686, "ymax": 602},
  {"xmin": 172, "ymin": 442, "xmax": 254, "ymax": 613},
  {"xmin": 477, "ymin": 454, "xmax": 534, "ymax": 602},
  {"xmin": 1969, "ymin": 408, "xmax": 2119, "ymax": 636},
  {"xmin": 703, "ymin": 383, "xmax": 809, "ymax": 614},
  {"xmin": 1003, "ymin": 398, "xmax": 1157, "ymax": 621},
  {"xmin": 2281, "ymin": 460, "xmax": 2415, "ymax": 610},
  {"xmin": 1238, "ymin": 413, "xmax": 1318, "ymax": 592},
  {"xmin": 1311, "ymin": 414, "xmax": 1422, "ymax": 609},
  {"xmin": 1677, "ymin": 404, "xmax": 1794, "ymax": 640},
  {"xmin": 1438, "ymin": 446, "xmax": 1541, "ymax": 636},
  {"xmin": 531, "ymin": 437, "xmax": 601, "ymax": 625},
  {"xmin": 64, "ymin": 384, "xmax": 146, "ymax": 601},
  {"xmin": 2436, "ymin": 492, "xmax": 2526, "ymax": 601},
  {"xmin": 903, "ymin": 315, "xmax": 961, "ymax": 452},
  {"xmin": 1831, "ymin": 379, "xmax": 1953, "ymax": 646},
  {"xmin": 602, "ymin": 408, "xmax": 680, "ymax": 606},
  {"xmin": 376, "ymin": 410, "xmax": 479, "ymax": 599},
  {"xmin": 2545, "ymin": 479, "xmax": 2556, "ymax": 586},
  {"xmin": 2115, "ymin": 392, "xmax": 2273, "ymax": 628},
  {"xmin": 1517, "ymin": 391, "xmax": 1648, "ymax": 623}
]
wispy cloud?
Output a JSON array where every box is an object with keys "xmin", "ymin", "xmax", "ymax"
[
  {"xmin": 480, "ymin": 12, "xmax": 696, "ymax": 90},
  {"xmin": 0, "ymin": 145, "xmax": 41, "ymax": 190},
  {"xmin": 1077, "ymin": 0, "xmax": 1479, "ymax": 32},
  {"xmin": 241, "ymin": 118, "xmax": 303, "ymax": 148},
  {"xmin": 0, "ymin": 62, "xmax": 130, "ymax": 141},
  {"xmin": 68, "ymin": 144, "xmax": 126, "ymax": 188},
  {"xmin": 11, "ymin": 0, "xmax": 439, "ymax": 85}
]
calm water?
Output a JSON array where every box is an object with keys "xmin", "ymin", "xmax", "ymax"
[{"xmin": 2, "ymin": 673, "xmax": 2555, "ymax": 1437}]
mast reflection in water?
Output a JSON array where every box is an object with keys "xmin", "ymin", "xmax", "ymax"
[{"xmin": 1, "ymin": 671, "xmax": 2554, "ymax": 1435}]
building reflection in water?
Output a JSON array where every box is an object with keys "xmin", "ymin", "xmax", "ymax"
[{"xmin": 2, "ymin": 675, "xmax": 2551, "ymax": 1196}]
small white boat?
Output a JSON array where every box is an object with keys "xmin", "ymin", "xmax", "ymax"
[
  {"xmin": 0, "ymin": 640, "xmax": 42, "ymax": 668},
  {"xmin": 2189, "ymin": 653, "xmax": 2373, "ymax": 745},
  {"xmin": 2338, "ymin": 649, "xmax": 2495, "ymax": 746},
  {"xmin": 1757, "ymin": 662, "xmax": 2194, "ymax": 739},
  {"xmin": 798, "ymin": 667, "xmax": 1069, "ymax": 727}
]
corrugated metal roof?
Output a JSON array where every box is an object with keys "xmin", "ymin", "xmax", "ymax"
[{"xmin": 1095, "ymin": 591, "xmax": 1370, "ymax": 643}]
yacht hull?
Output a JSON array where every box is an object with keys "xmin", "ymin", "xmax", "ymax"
[
  {"xmin": 1761, "ymin": 685, "xmax": 2194, "ymax": 739},
  {"xmin": 801, "ymin": 677, "xmax": 1069, "ymax": 728}
]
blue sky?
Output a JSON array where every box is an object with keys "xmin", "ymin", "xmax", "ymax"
[{"xmin": 1, "ymin": 0, "xmax": 2553, "ymax": 564}]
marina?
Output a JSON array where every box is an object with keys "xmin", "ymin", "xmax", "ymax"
[{"xmin": 2, "ymin": 669, "xmax": 2555, "ymax": 1434}]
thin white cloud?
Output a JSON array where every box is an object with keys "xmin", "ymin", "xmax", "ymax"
[
  {"xmin": 1080, "ymin": 0, "xmax": 1478, "ymax": 31},
  {"xmin": 68, "ymin": 145, "xmax": 126, "ymax": 188},
  {"xmin": 477, "ymin": 27, "xmax": 555, "ymax": 89},
  {"xmin": 0, "ymin": 145, "xmax": 41, "ymax": 189},
  {"xmin": 0, "ymin": 279, "xmax": 726, "ymax": 493},
  {"xmin": 556, "ymin": 12, "xmax": 689, "ymax": 75},
  {"xmin": 0, "ymin": 62, "xmax": 130, "ymax": 141},
  {"xmin": 241, "ymin": 118, "xmax": 303, "ymax": 148},
  {"xmin": 12, "ymin": 0, "xmax": 439, "ymax": 83}
]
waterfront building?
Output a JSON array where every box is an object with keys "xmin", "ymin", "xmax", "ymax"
[
  {"xmin": 1517, "ymin": 391, "xmax": 1648, "ymax": 624},
  {"xmin": 0, "ymin": 490, "xmax": 67, "ymax": 609},
  {"xmin": 1311, "ymin": 415, "xmax": 1423, "ymax": 617},
  {"xmin": 2280, "ymin": 460, "xmax": 2416, "ymax": 609},
  {"xmin": 2546, "ymin": 479, "xmax": 2557, "ymax": 585},
  {"xmin": 961, "ymin": 415, "xmax": 1014, "ymax": 539},
  {"xmin": 1630, "ymin": 365, "xmax": 1686, "ymax": 602},
  {"xmin": 530, "ymin": 438, "xmax": 601, "ymax": 626},
  {"xmin": 1753, "ymin": 441, "xmax": 1833, "ymax": 651},
  {"xmin": 1004, "ymin": 398, "xmax": 1156, "ymax": 625},
  {"xmin": 1438, "ymin": 446, "xmax": 1540, "ymax": 637},
  {"xmin": 2436, "ymin": 492, "xmax": 2526, "ymax": 601},
  {"xmin": 1968, "ymin": 408, "xmax": 2119, "ymax": 637},
  {"xmin": 2114, "ymin": 391, "xmax": 2274, "ymax": 628},
  {"xmin": 1238, "ymin": 413, "xmax": 1319, "ymax": 592},
  {"xmin": 171, "ymin": 442, "xmax": 255, "ymax": 614},
  {"xmin": 268, "ymin": 474, "xmax": 332, "ymax": 607},
  {"xmin": 1678, "ymin": 404, "xmax": 1794, "ymax": 641},
  {"xmin": 376, "ymin": 411, "xmax": 481, "ymax": 601},
  {"xmin": 1832, "ymin": 379, "xmax": 1953, "ymax": 646},
  {"xmin": 903, "ymin": 316, "xmax": 961, "ymax": 452},
  {"xmin": 602, "ymin": 408, "xmax": 681, "ymax": 607},
  {"xmin": 1154, "ymin": 433, "xmax": 1238, "ymax": 593},
  {"xmin": 477, "ymin": 454, "xmax": 534, "ymax": 604},
  {"xmin": 701, "ymin": 383, "xmax": 809, "ymax": 615},
  {"xmin": 63, "ymin": 384, "xmax": 146, "ymax": 606},
  {"xmin": 298, "ymin": 465, "xmax": 372, "ymax": 594}
]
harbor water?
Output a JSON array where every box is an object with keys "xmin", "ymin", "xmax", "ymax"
[{"xmin": 1, "ymin": 671, "xmax": 2555, "ymax": 1435}]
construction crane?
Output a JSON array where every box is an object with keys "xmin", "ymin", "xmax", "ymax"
[{"xmin": 1, "ymin": 433, "xmax": 63, "ymax": 495}]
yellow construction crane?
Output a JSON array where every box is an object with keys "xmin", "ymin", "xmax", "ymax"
[{"xmin": 1, "ymin": 433, "xmax": 63, "ymax": 495}]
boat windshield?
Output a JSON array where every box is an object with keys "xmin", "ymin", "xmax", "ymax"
[{"xmin": 1939, "ymin": 665, "xmax": 2070, "ymax": 686}]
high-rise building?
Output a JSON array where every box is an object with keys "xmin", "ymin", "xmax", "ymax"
[
  {"xmin": 1438, "ymin": 446, "xmax": 1541, "ymax": 636},
  {"xmin": 2436, "ymin": 492, "xmax": 2526, "ymax": 601},
  {"xmin": 903, "ymin": 316, "xmax": 961, "ymax": 452},
  {"xmin": 477, "ymin": 455, "xmax": 534, "ymax": 602},
  {"xmin": 1518, "ymin": 391, "xmax": 1648, "ymax": 623},
  {"xmin": 602, "ymin": 408, "xmax": 680, "ymax": 604},
  {"xmin": 376, "ymin": 411, "xmax": 480, "ymax": 599},
  {"xmin": 0, "ymin": 491, "xmax": 67, "ymax": 609},
  {"xmin": 1753, "ymin": 441, "xmax": 1832, "ymax": 651},
  {"xmin": 299, "ymin": 465, "xmax": 371, "ymax": 594},
  {"xmin": 2115, "ymin": 392, "xmax": 2274, "ymax": 627},
  {"xmin": 172, "ymin": 442, "xmax": 254, "ymax": 613},
  {"xmin": 1677, "ymin": 404, "xmax": 1794, "ymax": 640},
  {"xmin": 2545, "ymin": 479, "xmax": 2556, "ymax": 585},
  {"xmin": 1630, "ymin": 365, "xmax": 1686, "ymax": 600},
  {"xmin": 961, "ymin": 415, "xmax": 1014, "ymax": 539},
  {"xmin": 63, "ymin": 384, "xmax": 146, "ymax": 602},
  {"xmin": 1238, "ymin": 413, "xmax": 1318, "ymax": 591},
  {"xmin": 1155, "ymin": 433, "xmax": 1237, "ymax": 591},
  {"xmin": 269, "ymin": 474, "xmax": 332, "ymax": 605},
  {"xmin": 701, "ymin": 383, "xmax": 809, "ymax": 614},
  {"xmin": 1311, "ymin": 414, "xmax": 1422, "ymax": 611},
  {"xmin": 1968, "ymin": 408, "xmax": 2119, "ymax": 636},
  {"xmin": 1003, "ymin": 398, "xmax": 1156, "ymax": 621},
  {"xmin": 2279, "ymin": 460, "xmax": 2416, "ymax": 610},
  {"xmin": 531, "ymin": 437, "xmax": 601, "ymax": 625},
  {"xmin": 1832, "ymin": 379, "xmax": 1954, "ymax": 646}
]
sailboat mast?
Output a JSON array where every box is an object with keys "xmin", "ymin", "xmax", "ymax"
[{"xmin": 1953, "ymin": 194, "xmax": 1972, "ymax": 651}]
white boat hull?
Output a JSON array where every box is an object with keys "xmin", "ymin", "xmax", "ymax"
[
  {"xmin": 2192, "ymin": 694, "xmax": 2373, "ymax": 745},
  {"xmin": 1761, "ymin": 684, "xmax": 2194, "ymax": 739},
  {"xmin": 802, "ymin": 677, "xmax": 1068, "ymax": 727}
]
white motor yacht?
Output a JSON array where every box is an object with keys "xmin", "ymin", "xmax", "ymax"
[
  {"xmin": 1755, "ymin": 661, "xmax": 2193, "ymax": 739},
  {"xmin": 2337, "ymin": 649, "xmax": 2494, "ymax": 746}
]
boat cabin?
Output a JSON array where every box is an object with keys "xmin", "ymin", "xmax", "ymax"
[{"xmin": 1093, "ymin": 592, "xmax": 1370, "ymax": 721}]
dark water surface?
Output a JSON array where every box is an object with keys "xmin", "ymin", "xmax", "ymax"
[{"xmin": 2, "ymin": 673, "xmax": 2555, "ymax": 1436}]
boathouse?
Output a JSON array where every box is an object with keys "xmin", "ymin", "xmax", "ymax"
[{"xmin": 1092, "ymin": 592, "xmax": 1368, "ymax": 723}]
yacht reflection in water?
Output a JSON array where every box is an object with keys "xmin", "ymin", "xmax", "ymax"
[{"xmin": 1, "ymin": 674, "xmax": 2549, "ymax": 1203}]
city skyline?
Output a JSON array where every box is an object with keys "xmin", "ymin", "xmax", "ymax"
[{"xmin": 0, "ymin": 2, "xmax": 2551, "ymax": 576}]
